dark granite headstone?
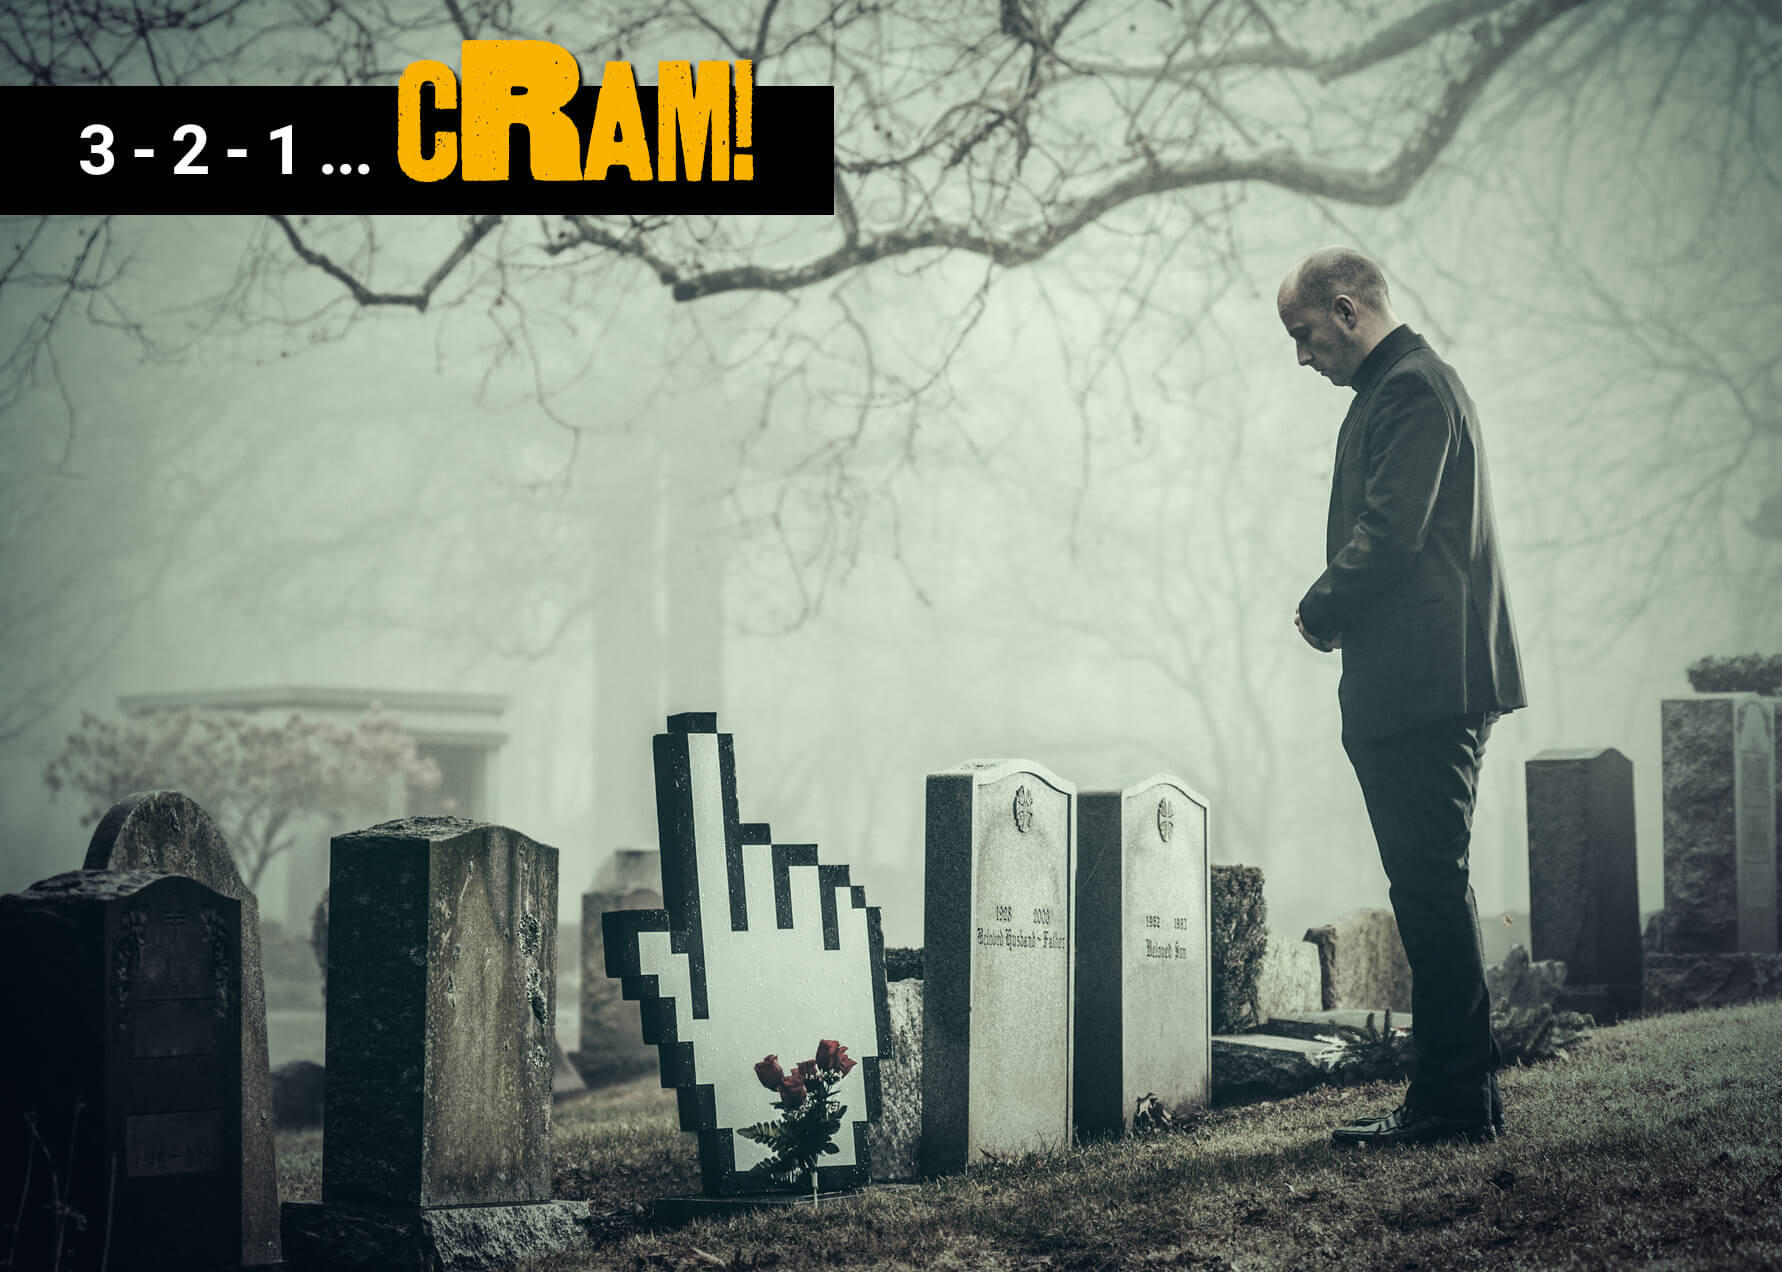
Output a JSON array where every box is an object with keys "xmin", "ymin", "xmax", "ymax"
[
  {"xmin": 0, "ymin": 870, "xmax": 242, "ymax": 1272},
  {"xmin": 83, "ymin": 789, "xmax": 281, "ymax": 1265},
  {"xmin": 1661, "ymin": 696, "xmax": 1778, "ymax": 953},
  {"xmin": 572, "ymin": 848, "xmax": 663, "ymax": 1087},
  {"xmin": 602, "ymin": 714, "xmax": 889, "ymax": 1198},
  {"xmin": 1525, "ymin": 748, "xmax": 1642, "ymax": 1018},
  {"xmin": 922, "ymin": 759, "xmax": 1075, "ymax": 1175},
  {"xmin": 1074, "ymin": 776, "xmax": 1210, "ymax": 1139}
]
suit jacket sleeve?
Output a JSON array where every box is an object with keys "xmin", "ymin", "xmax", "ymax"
[{"xmin": 1299, "ymin": 370, "xmax": 1453, "ymax": 640}]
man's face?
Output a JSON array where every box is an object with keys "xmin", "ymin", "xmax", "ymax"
[{"xmin": 1278, "ymin": 288, "xmax": 1364, "ymax": 388}]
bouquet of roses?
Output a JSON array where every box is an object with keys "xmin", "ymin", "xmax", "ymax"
[{"xmin": 738, "ymin": 1038, "xmax": 856, "ymax": 1200}]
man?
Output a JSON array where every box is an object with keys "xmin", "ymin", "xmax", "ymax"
[{"xmin": 1279, "ymin": 247, "xmax": 1526, "ymax": 1147}]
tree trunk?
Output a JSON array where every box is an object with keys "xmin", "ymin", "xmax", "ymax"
[
  {"xmin": 591, "ymin": 437, "xmax": 666, "ymax": 878},
  {"xmin": 665, "ymin": 430, "xmax": 727, "ymax": 718}
]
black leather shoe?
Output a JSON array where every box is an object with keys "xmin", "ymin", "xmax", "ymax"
[
  {"xmin": 1331, "ymin": 1105, "xmax": 1497, "ymax": 1148},
  {"xmin": 1346, "ymin": 1089, "xmax": 1506, "ymax": 1138}
]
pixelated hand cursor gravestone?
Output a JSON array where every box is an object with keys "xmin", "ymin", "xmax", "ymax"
[{"xmin": 603, "ymin": 714, "xmax": 891, "ymax": 1195}]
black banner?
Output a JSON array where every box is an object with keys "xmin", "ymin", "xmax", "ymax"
[{"xmin": 4, "ymin": 84, "xmax": 833, "ymax": 214}]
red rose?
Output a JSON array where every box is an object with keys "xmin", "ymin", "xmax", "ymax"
[
  {"xmin": 778, "ymin": 1072, "xmax": 807, "ymax": 1109},
  {"xmin": 797, "ymin": 1059, "xmax": 820, "ymax": 1082},
  {"xmin": 754, "ymin": 1055, "xmax": 784, "ymax": 1091},
  {"xmin": 816, "ymin": 1039, "xmax": 855, "ymax": 1076}
]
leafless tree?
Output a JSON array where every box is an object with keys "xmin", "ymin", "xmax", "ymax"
[{"xmin": 4, "ymin": 0, "xmax": 1773, "ymax": 863}]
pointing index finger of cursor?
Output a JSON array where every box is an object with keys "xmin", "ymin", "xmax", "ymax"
[{"xmin": 602, "ymin": 712, "xmax": 891, "ymax": 1196}]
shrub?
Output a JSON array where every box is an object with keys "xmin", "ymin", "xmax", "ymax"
[
  {"xmin": 1210, "ymin": 865, "xmax": 1267, "ymax": 1032},
  {"xmin": 883, "ymin": 946, "xmax": 924, "ymax": 982}
]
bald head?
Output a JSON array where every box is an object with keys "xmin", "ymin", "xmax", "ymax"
[
  {"xmin": 1280, "ymin": 247, "xmax": 1391, "ymax": 314},
  {"xmin": 1276, "ymin": 247, "xmax": 1401, "ymax": 389}
]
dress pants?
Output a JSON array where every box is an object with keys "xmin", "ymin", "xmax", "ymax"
[{"xmin": 1342, "ymin": 712, "xmax": 1502, "ymax": 1123}]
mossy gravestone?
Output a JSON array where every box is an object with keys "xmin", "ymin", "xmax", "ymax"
[
  {"xmin": 83, "ymin": 789, "xmax": 281, "ymax": 1265},
  {"xmin": 923, "ymin": 759, "xmax": 1075, "ymax": 1174},
  {"xmin": 0, "ymin": 871, "xmax": 242, "ymax": 1272},
  {"xmin": 282, "ymin": 817, "xmax": 591, "ymax": 1270},
  {"xmin": 1074, "ymin": 776, "xmax": 1211, "ymax": 1138},
  {"xmin": 1662, "ymin": 697, "xmax": 1777, "ymax": 953}
]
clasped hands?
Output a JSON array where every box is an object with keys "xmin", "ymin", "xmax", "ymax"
[{"xmin": 1294, "ymin": 606, "xmax": 1340, "ymax": 653}]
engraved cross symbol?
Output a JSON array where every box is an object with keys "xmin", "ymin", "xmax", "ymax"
[
  {"xmin": 1157, "ymin": 797, "xmax": 1175, "ymax": 843},
  {"xmin": 1013, "ymin": 785, "xmax": 1035, "ymax": 833}
]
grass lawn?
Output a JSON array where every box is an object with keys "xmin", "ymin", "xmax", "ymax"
[{"xmin": 277, "ymin": 1001, "xmax": 1782, "ymax": 1270}]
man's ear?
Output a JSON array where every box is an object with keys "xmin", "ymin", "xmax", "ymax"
[{"xmin": 1333, "ymin": 295, "xmax": 1358, "ymax": 328}]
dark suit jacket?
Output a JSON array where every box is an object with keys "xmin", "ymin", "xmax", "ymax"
[{"xmin": 1298, "ymin": 325, "xmax": 1526, "ymax": 742}]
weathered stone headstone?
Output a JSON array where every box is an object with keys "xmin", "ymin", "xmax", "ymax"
[
  {"xmin": 604, "ymin": 714, "xmax": 889, "ymax": 1199},
  {"xmin": 1661, "ymin": 696, "xmax": 1778, "ymax": 953},
  {"xmin": 923, "ymin": 759, "xmax": 1075, "ymax": 1174},
  {"xmin": 572, "ymin": 848, "xmax": 664, "ymax": 1087},
  {"xmin": 1265, "ymin": 1008, "xmax": 1414, "ymax": 1045},
  {"xmin": 1642, "ymin": 950, "xmax": 1782, "ymax": 1012},
  {"xmin": 1304, "ymin": 908, "xmax": 1413, "ymax": 1012},
  {"xmin": 1775, "ymin": 697, "xmax": 1782, "ymax": 946},
  {"xmin": 83, "ymin": 789, "xmax": 282, "ymax": 1266},
  {"xmin": 1525, "ymin": 748, "xmax": 1642, "ymax": 1018},
  {"xmin": 1209, "ymin": 1033, "xmax": 1331, "ymax": 1102},
  {"xmin": 282, "ymin": 816, "xmax": 590, "ymax": 1269},
  {"xmin": 1074, "ymin": 776, "xmax": 1210, "ymax": 1138},
  {"xmin": 323, "ymin": 815, "xmax": 557, "ymax": 1205},
  {"xmin": 865, "ymin": 976, "xmax": 923, "ymax": 1182},
  {"xmin": 1254, "ymin": 930, "xmax": 1323, "ymax": 1022},
  {"xmin": 0, "ymin": 870, "xmax": 242, "ymax": 1272},
  {"xmin": 551, "ymin": 1038, "xmax": 587, "ymax": 1099}
]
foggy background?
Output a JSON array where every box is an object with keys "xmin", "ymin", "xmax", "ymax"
[{"xmin": 2, "ymin": 0, "xmax": 1777, "ymax": 960}]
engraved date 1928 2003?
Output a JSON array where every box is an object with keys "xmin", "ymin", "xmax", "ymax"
[{"xmin": 977, "ymin": 903, "xmax": 1067, "ymax": 951}]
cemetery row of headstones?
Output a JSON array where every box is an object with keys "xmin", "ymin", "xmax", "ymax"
[
  {"xmin": 919, "ymin": 761, "xmax": 1211, "ymax": 1174},
  {"xmin": 0, "ymin": 800, "xmax": 587, "ymax": 1271},
  {"xmin": 598, "ymin": 717, "xmax": 1218, "ymax": 1198},
  {"xmin": 1521, "ymin": 693, "xmax": 1779, "ymax": 1019},
  {"xmin": 0, "ymin": 720, "xmax": 1215, "ymax": 1266},
  {"xmin": 5, "ymin": 692, "xmax": 1772, "ymax": 1267}
]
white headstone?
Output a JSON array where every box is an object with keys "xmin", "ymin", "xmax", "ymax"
[
  {"xmin": 922, "ymin": 759, "xmax": 1075, "ymax": 1173},
  {"xmin": 1075, "ymin": 776, "xmax": 1211, "ymax": 1137}
]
